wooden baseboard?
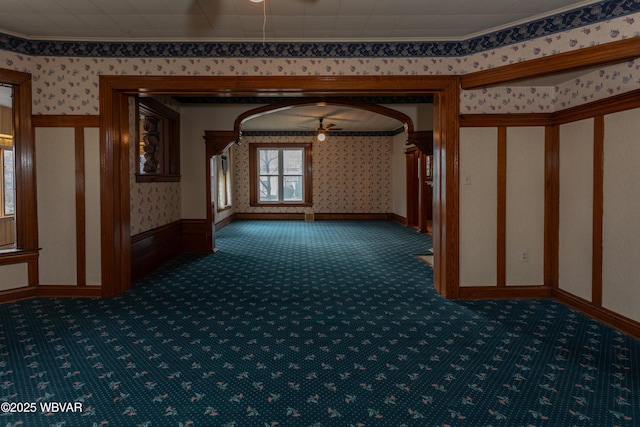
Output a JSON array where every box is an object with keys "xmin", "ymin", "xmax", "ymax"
[
  {"xmin": 553, "ymin": 288, "xmax": 640, "ymax": 340},
  {"xmin": 181, "ymin": 219, "xmax": 213, "ymax": 253},
  {"xmin": 36, "ymin": 285, "xmax": 102, "ymax": 298},
  {"xmin": 458, "ymin": 285, "xmax": 552, "ymax": 300},
  {"xmin": 131, "ymin": 221, "xmax": 183, "ymax": 282},
  {"xmin": 215, "ymin": 214, "xmax": 235, "ymax": 231},
  {"xmin": 235, "ymin": 212, "xmax": 393, "ymax": 221},
  {"xmin": 235, "ymin": 213, "xmax": 305, "ymax": 220},
  {"xmin": 314, "ymin": 213, "xmax": 392, "ymax": 221},
  {"xmin": 0, "ymin": 286, "xmax": 37, "ymax": 303},
  {"xmin": 391, "ymin": 213, "xmax": 408, "ymax": 226}
]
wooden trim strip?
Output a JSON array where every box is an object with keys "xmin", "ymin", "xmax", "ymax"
[
  {"xmin": 553, "ymin": 288, "xmax": 640, "ymax": 341},
  {"xmin": 391, "ymin": 213, "xmax": 408, "ymax": 227},
  {"xmin": 544, "ymin": 125, "xmax": 560, "ymax": 288},
  {"xmin": 461, "ymin": 38, "xmax": 640, "ymax": 90},
  {"xmin": 459, "ymin": 89, "xmax": 640, "ymax": 129},
  {"xmin": 497, "ymin": 127, "xmax": 507, "ymax": 287},
  {"xmin": 592, "ymin": 116, "xmax": 604, "ymax": 307},
  {"xmin": 553, "ymin": 88, "xmax": 640, "ymax": 125},
  {"xmin": 233, "ymin": 212, "xmax": 393, "ymax": 221},
  {"xmin": 234, "ymin": 213, "xmax": 305, "ymax": 221},
  {"xmin": 215, "ymin": 214, "xmax": 235, "ymax": 231},
  {"xmin": 0, "ymin": 286, "xmax": 37, "ymax": 303},
  {"xmin": 459, "ymin": 285, "xmax": 552, "ymax": 300},
  {"xmin": 460, "ymin": 114, "xmax": 553, "ymax": 127},
  {"xmin": 314, "ymin": 213, "xmax": 392, "ymax": 221},
  {"xmin": 32, "ymin": 115, "xmax": 100, "ymax": 128},
  {"xmin": 36, "ymin": 285, "xmax": 102, "ymax": 298},
  {"xmin": 0, "ymin": 248, "xmax": 39, "ymax": 265},
  {"xmin": 75, "ymin": 128, "xmax": 86, "ymax": 286}
]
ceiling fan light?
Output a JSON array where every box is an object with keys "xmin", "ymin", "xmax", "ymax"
[{"xmin": 316, "ymin": 130, "xmax": 326, "ymax": 142}]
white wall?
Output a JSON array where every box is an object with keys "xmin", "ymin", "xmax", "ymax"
[
  {"xmin": 505, "ymin": 127, "xmax": 545, "ymax": 286},
  {"xmin": 602, "ymin": 108, "xmax": 640, "ymax": 322},
  {"xmin": 558, "ymin": 119, "xmax": 594, "ymax": 302},
  {"xmin": 180, "ymin": 104, "xmax": 261, "ymax": 220},
  {"xmin": 460, "ymin": 127, "xmax": 498, "ymax": 287},
  {"xmin": 460, "ymin": 126, "xmax": 546, "ymax": 288}
]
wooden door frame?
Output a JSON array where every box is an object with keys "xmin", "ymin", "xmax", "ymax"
[{"xmin": 99, "ymin": 75, "xmax": 461, "ymax": 299}]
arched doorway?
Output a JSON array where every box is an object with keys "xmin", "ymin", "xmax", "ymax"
[{"xmin": 99, "ymin": 75, "xmax": 460, "ymax": 299}]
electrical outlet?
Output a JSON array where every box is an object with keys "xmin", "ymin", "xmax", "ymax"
[{"xmin": 520, "ymin": 251, "xmax": 528, "ymax": 262}]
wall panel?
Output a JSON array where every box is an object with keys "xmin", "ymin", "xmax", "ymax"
[
  {"xmin": 506, "ymin": 127, "xmax": 545, "ymax": 286},
  {"xmin": 84, "ymin": 128, "xmax": 102, "ymax": 286},
  {"xmin": 602, "ymin": 108, "xmax": 640, "ymax": 322},
  {"xmin": 459, "ymin": 127, "xmax": 498, "ymax": 287},
  {"xmin": 558, "ymin": 119, "xmax": 593, "ymax": 301},
  {"xmin": 0, "ymin": 263, "xmax": 28, "ymax": 291},
  {"xmin": 391, "ymin": 132, "xmax": 408, "ymax": 218},
  {"xmin": 36, "ymin": 128, "xmax": 77, "ymax": 285}
]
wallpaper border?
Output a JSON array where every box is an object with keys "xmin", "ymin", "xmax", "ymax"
[{"xmin": 0, "ymin": 1, "xmax": 638, "ymax": 58}]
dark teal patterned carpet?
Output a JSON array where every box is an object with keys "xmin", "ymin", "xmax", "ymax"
[{"xmin": 1, "ymin": 220, "xmax": 638, "ymax": 426}]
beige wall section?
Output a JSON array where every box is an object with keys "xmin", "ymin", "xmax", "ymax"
[
  {"xmin": 558, "ymin": 119, "xmax": 593, "ymax": 302},
  {"xmin": 36, "ymin": 128, "xmax": 77, "ymax": 285},
  {"xmin": 0, "ymin": 263, "xmax": 28, "ymax": 291},
  {"xmin": 180, "ymin": 104, "xmax": 252, "ymax": 220},
  {"xmin": 84, "ymin": 128, "xmax": 101, "ymax": 286},
  {"xmin": 505, "ymin": 127, "xmax": 545, "ymax": 286},
  {"xmin": 460, "ymin": 127, "xmax": 498, "ymax": 287},
  {"xmin": 602, "ymin": 108, "xmax": 640, "ymax": 322},
  {"xmin": 391, "ymin": 132, "xmax": 407, "ymax": 218}
]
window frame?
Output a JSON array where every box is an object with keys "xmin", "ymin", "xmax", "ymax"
[
  {"xmin": 249, "ymin": 143, "xmax": 313, "ymax": 207},
  {"xmin": 0, "ymin": 68, "xmax": 37, "ymax": 260}
]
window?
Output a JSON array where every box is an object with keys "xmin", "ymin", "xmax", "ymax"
[
  {"xmin": 0, "ymin": 89, "xmax": 15, "ymax": 250},
  {"xmin": 136, "ymin": 97, "xmax": 180, "ymax": 182},
  {"xmin": 249, "ymin": 143, "xmax": 312, "ymax": 207},
  {"xmin": 217, "ymin": 151, "xmax": 232, "ymax": 211},
  {"xmin": 1, "ymin": 143, "xmax": 13, "ymax": 216}
]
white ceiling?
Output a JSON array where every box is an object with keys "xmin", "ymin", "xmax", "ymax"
[{"xmin": 0, "ymin": 0, "xmax": 599, "ymax": 41}]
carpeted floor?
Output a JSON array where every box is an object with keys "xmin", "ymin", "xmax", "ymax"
[{"xmin": 0, "ymin": 220, "xmax": 638, "ymax": 426}]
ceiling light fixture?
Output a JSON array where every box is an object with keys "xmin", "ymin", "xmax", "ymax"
[{"xmin": 316, "ymin": 130, "xmax": 327, "ymax": 142}]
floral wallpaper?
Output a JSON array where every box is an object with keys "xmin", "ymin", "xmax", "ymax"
[
  {"xmin": 128, "ymin": 98, "xmax": 181, "ymax": 236},
  {"xmin": 233, "ymin": 136, "xmax": 392, "ymax": 214},
  {"xmin": 554, "ymin": 58, "xmax": 640, "ymax": 109}
]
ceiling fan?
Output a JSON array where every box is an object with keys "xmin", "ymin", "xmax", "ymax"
[{"xmin": 315, "ymin": 117, "xmax": 342, "ymax": 141}]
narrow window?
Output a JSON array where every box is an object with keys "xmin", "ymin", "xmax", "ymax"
[
  {"xmin": 217, "ymin": 151, "xmax": 232, "ymax": 211},
  {"xmin": 0, "ymin": 88, "xmax": 14, "ymax": 249}
]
